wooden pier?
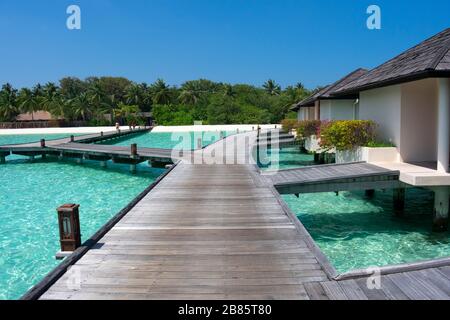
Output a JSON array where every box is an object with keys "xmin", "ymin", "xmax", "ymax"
[
  {"xmin": 0, "ymin": 128, "xmax": 181, "ymax": 168},
  {"xmin": 267, "ymin": 162, "xmax": 401, "ymax": 194},
  {"xmin": 16, "ymin": 130, "xmax": 450, "ymax": 300}
]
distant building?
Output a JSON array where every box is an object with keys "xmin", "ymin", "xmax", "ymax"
[{"xmin": 15, "ymin": 111, "xmax": 58, "ymax": 121}]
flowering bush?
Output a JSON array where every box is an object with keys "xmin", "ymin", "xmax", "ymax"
[
  {"xmin": 296, "ymin": 120, "xmax": 321, "ymax": 138},
  {"xmin": 281, "ymin": 119, "xmax": 299, "ymax": 133},
  {"xmin": 320, "ymin": 120, "xmax": 377, "ymax": 151}
]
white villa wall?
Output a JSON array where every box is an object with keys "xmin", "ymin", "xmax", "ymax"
[
  {"xmin": 320, "ymin": 99, "xmax": 356, "ymax": 121},
  {"xmin": 358, "ymin": 78, "xmax": 442, "ymax": 164},
  {"xmin": 331, "ymin": 100, "xmax": 357, "ymax": 120},
  {"xmin": 319, "ymin": 101, "xmax": 332, "ymax": 120},
  {"xmin": 400, "ymin": 78, "xmax": 438, "ymax": 162},
  {"xmin": 359, "ymin": 85, "xmax": 402, "ymax": 157},
  {"xmin": 297, "ymin": 107, "xmax": 316, "ymax": 121}
]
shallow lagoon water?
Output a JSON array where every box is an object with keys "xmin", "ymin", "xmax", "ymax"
[
  {"xmin": 99, "ymin": 131, "xmax": 235, "ymax": 150},
  {"xmin": 260, "ymin": 145, "xmax": 450, "ymax": 273},
  {"xmin": 258, "ymin": 146, "xmax": 315, "ymax": 170},
  {"xmin": 283, "ymin": 188, "xmax": 450, "ymax": 274},
  {"xmin": 0, "ymin": 131, "xmax": 231, "ymax": 299},
  {"xmin": 0, "ymin": 157, "xmax": 163, "ymax": 299},
  {"xmin": 0, "ymin": 133, "xmax": 81, "ymax": 146}
]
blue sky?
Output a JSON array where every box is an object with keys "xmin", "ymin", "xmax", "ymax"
[{"xmin": 0, "ymin": 0, "xmax": 449, "ymax": 89}]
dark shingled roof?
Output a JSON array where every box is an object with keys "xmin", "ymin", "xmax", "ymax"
[
  {"xmin": 334, "ymin": 28, "xmax": 450, "ymax": 96},
  {"xmin": 291, "ymin": 68, "xmax": 368, "ymax": 111}
]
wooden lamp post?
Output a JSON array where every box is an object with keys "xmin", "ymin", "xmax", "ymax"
[{"xmin": 57, "ymin": 204, "xmax": 81, "ymax": 253}]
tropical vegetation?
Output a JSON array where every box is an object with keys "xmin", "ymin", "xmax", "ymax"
[
  {"xmin": 0, "ymin": 77, "xmax": 312, "ymax": 125},
  {"xmin": 285, "ymin": 119, "xmax": 380, "ymax": 151},
  {"xmin": 319, "ymin": 120, "xmax": 377, "ymax": 151}
]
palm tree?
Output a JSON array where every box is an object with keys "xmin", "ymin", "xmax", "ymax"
[
  {"xmin": 87, "ymin": 82, "xmax": 105, "ymax": 108},
  {"xmin": 70, "ymin": 93, "xmax": 92, "ymax": 121},
  {"xmin": 178, "ymin": 88, "xmax": 200, "ymax": 105},
  {"xmin": 295, "ymin": 82, "xmax": 305, "ymax": 91},
  {"xmin": 151, "ymin": 79, "xmax": 171, "ymax": 105},
  {"xmin": 17, "ymin": 88, "xmax": 39, "ymax": 120},
  {"xmin": 125, "ymin": 84, "xmax": 143, "ymax": 106},
  {"xmin": 39, "ymin": 82, "xmax": 59, "ymax": 113},
  {"xmin": 263, "ymin": 79, "xmax": 281, "ymax": 96},
  {"xmin": 222, "ymin": 84, "xmax": 237, "ymax": 99},
  {"xmin": 0, "ymin": 83, "xmax": 18, "ymax": 121}
]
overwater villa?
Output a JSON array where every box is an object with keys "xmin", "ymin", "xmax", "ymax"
[
  {"xmin": 295, "ymin": 28, "xmax": 450, "ymax": 231},
  {"xmin": 292, "ymin": 68, "xmax": 368, "ymax": 121}
]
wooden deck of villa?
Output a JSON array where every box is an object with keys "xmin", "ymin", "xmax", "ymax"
[
  {"xmin": 266, "ymin": 162, "xmax": 401, "ymax": 194},
  {"xmin": 18, "ymin": 130, "xmax": 450, "ymax": 300}
]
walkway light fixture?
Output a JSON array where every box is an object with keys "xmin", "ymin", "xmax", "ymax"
[{"xmin": 57, "ymin": 204, "xmax": 81, "ymax": 252}]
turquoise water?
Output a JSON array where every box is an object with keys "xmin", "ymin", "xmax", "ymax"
[
  {"xmin": 258, "ymin": 146, "xmax": 450, "ymax": 273},
  {"xmin": 0, "ymin": 157, "xmax": 163, "ymax": 299},
  {"xmin": 0, "ymin": 133, "xmax": 166, "ymax": 299},
  {"xmin": 258, "ymin": 147, "xmax": 315, "ymax": 170},
  {"xmin": 0, "ymin": 134, "xmax": 81, "ymax": 146},
  {"xmin": 283, "ymin": 189, "xmax": 450, "ymax": 273},
  {"xmin": 99, "ymin": 131, "xmax": 235, "ymax": 150}
]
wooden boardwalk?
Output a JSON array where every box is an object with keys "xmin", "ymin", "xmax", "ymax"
[
  {"xmin": 266, "ymin": 162, "xmax": 401, "ymax": 194},
  {"xmin": 46, "ymin": 142, "xmax": 186, "ymax": 163},
  {"xmin": 31, "ymin": 131, "xmax": 450, "ymax": 300},
  {"xmin": 0, "ymin": 128, "xmax": 148, "ymax": 149},
  {"xmin": 40, "ymin": 163, "xmax": 329, "ymax": 300}
]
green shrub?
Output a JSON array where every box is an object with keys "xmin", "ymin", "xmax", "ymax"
[
  {"xmin": 320, "ymin": 120, "xmax": 377, "ymax": 151},
  {"xmin": 365, "ymin": 141, "xmax": 396, "ymax": 148},
  {"xmin": 281, "ymin": 119, "xmax": 299, "ymax": 133},
  {"xmin": 297, "ymin": 120, "xmax": 321, "ymax": 138}
]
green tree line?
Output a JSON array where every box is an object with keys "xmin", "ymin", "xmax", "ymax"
[{"xmin": 0, "ymin": 77, "xmax": 311, "ymax": 125}]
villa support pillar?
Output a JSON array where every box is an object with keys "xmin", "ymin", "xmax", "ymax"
[
  {"xmin": 130, "ymin": 164, "xmax": 137, "ymax": 174},
  {"xmin": 365, "ymin": 190, "xmax": 375, "ymax": 198},
  {"xmin": 100, "ymin": 161, "xmax": 107, "ymax": 168},
  {"xmin": 437, "ymin": 78, "xmax": 450, "ymax": 173},
  {"xmin": 393, "ymin": 188, "xmax": 406, "ymax": 217},
  {"xmin": 432, "ymin": 187, "xmax": 449, "ymax": 232}
]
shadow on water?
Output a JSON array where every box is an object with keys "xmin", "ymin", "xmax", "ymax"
[
  {"xmin": 286, "ymin": 188, "xmax": 449, "ymax": 244},
  {"xmin": 283, "ymin": 188, "xmax": 450, "ymax": 272}
]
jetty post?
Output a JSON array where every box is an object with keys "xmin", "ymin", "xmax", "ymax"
[
  {"xmin": 393, "ymin": 188, "xmax": 406, "ymax": 216},
  {"xmin": 130, "ymin": 143, "xmax": 138, "ymax": 173},
  {"xmin": 432, "ymin": 186, "xmax": 449, "ymax": 232}
]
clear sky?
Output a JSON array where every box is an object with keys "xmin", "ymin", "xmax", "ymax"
[{"xmin": 0, "ymin": 0, "xmax": 449, "ymax": 89}]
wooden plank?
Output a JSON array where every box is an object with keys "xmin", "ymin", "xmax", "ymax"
[
  {"xmin": 354, "ymin": 278, "xmax": 389, "ymax": 300},
  {"xmin": 387, "ymin": 273, "xmax": 431, "ymax": 300},
  {"xmin": 320, "ymin": 282, "xmax": 349, "ymax": 300},
  {"xmin": 338, "ymin": 280, "xmax": 368, "ymax": 300},
  {"xmin": 304, "ymin": 282, "xmax": 330, "ymax": 300},
  {"xmin": 406, "ymin": 271, "xmax": 450, "ymax": 299}
]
